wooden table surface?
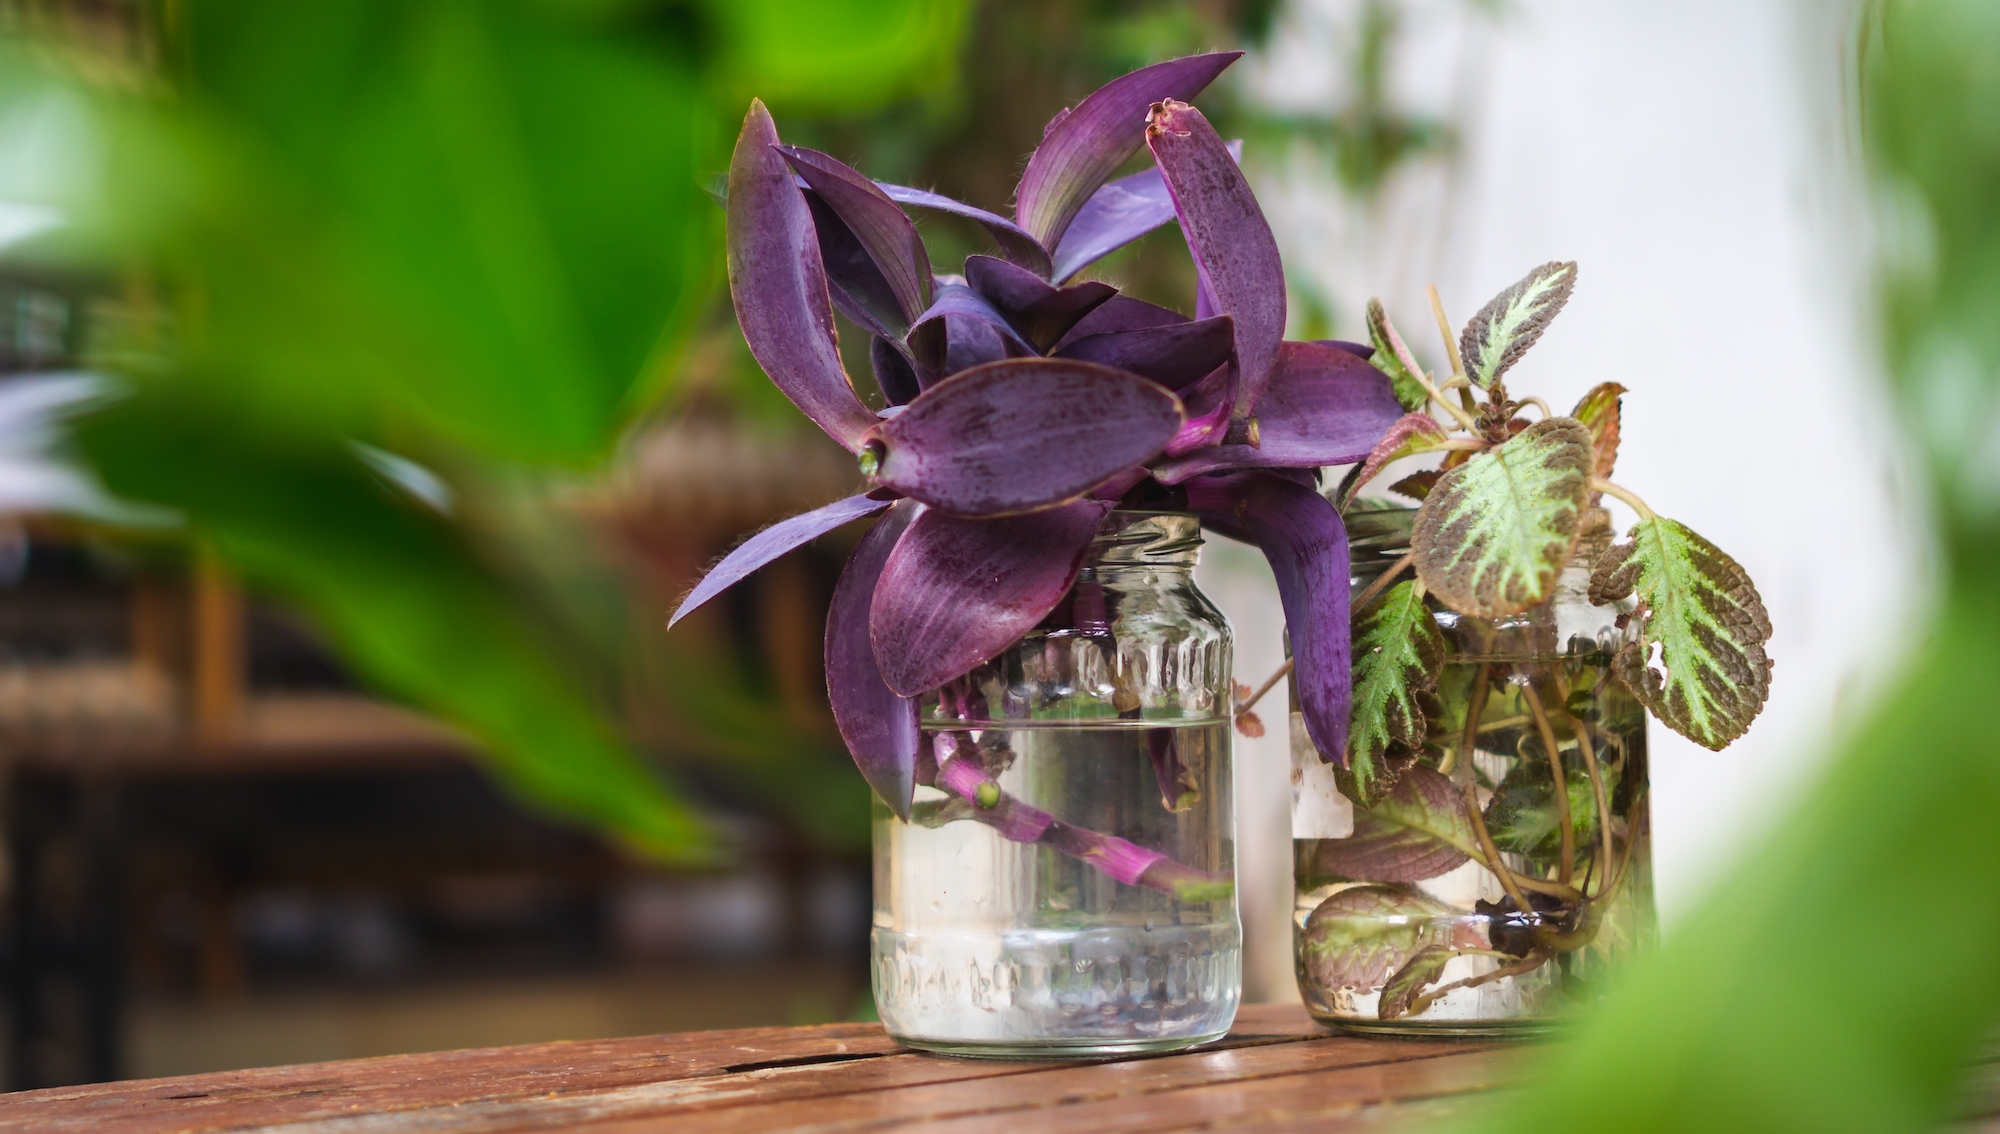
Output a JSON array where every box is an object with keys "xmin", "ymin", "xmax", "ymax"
[{"xmin": 0, "ymin": 1004, "xmax": 1527, "ymax": 1133}]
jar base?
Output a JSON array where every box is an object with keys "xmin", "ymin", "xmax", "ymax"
[{"xmin": 889, "ymin": 1030, "xmax": 1231, "ymax": 1060}]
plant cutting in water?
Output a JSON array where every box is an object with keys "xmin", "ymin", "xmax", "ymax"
[
  {"xmin": 1264, "ymin": 263, "xmax": 1776, "ymax": 1021},
  {"xmin": 669, "ymin": 53, "xmax": 1405, "ymax": 898}
]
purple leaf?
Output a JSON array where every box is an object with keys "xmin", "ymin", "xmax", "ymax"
[
  {"xmin": 871, "ymin": 500, "xmax": 1111, "ymax": 696},
  {"xmin": 1316, "ymin": 339, "xmax": 1376, "ymax": 360},
  {"xmin": 670, "ymin": 492, "xmax": 892, "ymax": 627},
  {"xmin": 1163, "ymin": 360, "xmax": 1234, "ymax": 455},
  {"xmin": 803, "ymin": 191, "xmax": 905, "ymax": 341},
  {"xmin": 1152, "ymin": 341, "xmax": 1405, "ymax": 483},
  {"xmin": 726, "ymin": 101, "xmax": 879, "ymax": 450},
  {"xmin": 1148, "ymin": 99, "xmax": 1285, "ymax": 420},
  {"xmin": 876, "ymin": 183, "xmax": 1052, "ymax": 277},
  {"xmin": 864, "ymin": 358, "xmax": 1184, "ymax": 517},
  {"xmin": 1055, "ymin": 315, "xmax": 1233, "ymax": 392},
  {"xmin": 826, "ymin": 501, "xmax": 922, "ymax": 819},
  {"xmin": 964, "ymin": 255, "xmax": 1117, "ymax": 352},
  {"xmin": 780, "ymin": 146, "xmax": 932, "ymax": 331},
  {"xmin": 1051, "ymin": 295, "xmax": 1189, "ymax": 351},
  {"xmin": 1015, "ymin": 52, "xmax": 1243, "ymax": 248},
  {"xmin": 1185, "ymin": 472, "xmax": 1351, "ymax": 763},
  {"xmin": 944, "ymin": 314, "xmax": 1009, "ymax": 376},
  {"xmin": 870, "ymin": 336, "xmax": 920, "ymax": 405},
  {"xmin": 1049, "ymin": 140, "xmax": 1243, "ymax": 283},
  {"xmin": 912, "ymin": 282, "xmax": 1038, "ymax": 362}
]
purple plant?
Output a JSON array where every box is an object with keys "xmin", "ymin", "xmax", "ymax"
[{"xmin": 672, "ymin": 54, "xmax": 1403, "ymax": 834}]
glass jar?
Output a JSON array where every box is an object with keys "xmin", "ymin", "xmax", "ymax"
[
  {"xmin": 1290, "ymin": 506, "xmax": 1654, "ymax": 1036},
  {"xmin": 872, "ymin": 511, "xmax": 1239, "ymax": 1057}
]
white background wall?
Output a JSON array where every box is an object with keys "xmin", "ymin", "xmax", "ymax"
[{"xmin": 1203, "ymin": 0, "xmax": 1924, "ymax": 1003}]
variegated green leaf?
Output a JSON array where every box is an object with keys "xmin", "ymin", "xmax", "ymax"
[
  {"xmin": 1411, "ymin": 417, "xmax": 1592, "ymax": 618},
  {"xmin": 1484, "ymin": 744, "xmax": 1617, "ymax": 862},
  {"xmin": 1389, "ymin": 470, "xmax": 1439, "ymax": 502},
  {"xmin": 1367, "ymin": 298, "xmax": 1431, "ymax": 412},
  {"xmin": 1343, "ymin": 581, "xmax": 1446, "ymax": 807},
  {"xmin": 1589, "ymin": 517, "xmax": 1773, "ymax": 750},
  {"xmin": 1458, "ymin": 261, "xmax": 1576, "ymax": 389},
  {"xmin": 1302, "ymin": 885, "xmax": 1454, "ymax": 991},
  {"xmin": 1336, "ymin": 413, "xmax": 1457, "ymax": 509},
  {"xmin": 1378, "ymin": 943, "xmax": 1454, "ymax": 1020},
  {"xmin": 1311, "ymin": 764, "xmax": 1478, "ymax": 883},
  {"xmin": 1571, "ymin": 381, "xmax": 1625, "ymax": 504}
]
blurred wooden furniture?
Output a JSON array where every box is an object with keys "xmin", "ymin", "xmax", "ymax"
[{"xmin": 0, "ymin": 1003, "xmax": 1526, "ymax": 1132}]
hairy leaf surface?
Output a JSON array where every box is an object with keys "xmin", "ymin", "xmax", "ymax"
[
  {"xmin": 1367, "ymin": 298, "xmax": 1431, "ymax": 412},
  {"xmin": 1312, "ymin": 764, "xmax": 1476, "ymax": 883},
  {"xmin": 1412, "ymin": 417, "xmax": 1592, "ymax": 618},
  {"xmin": 1458, "ymin": 262, "xmax": 1577, "ymax": 390},
  {"xmin": 1302, "ymin": 885, "xmax": 1454, "ymax": 990},
  {"xmin": 1590, "ymin": 518, "xmax": 1773, "ymax": 750},
  {"xmin": 1343, "ymin": 582, "xmax": 1446, "ymax": 807},
  {"xmin": 1571, "ymin": 382, "xmax": 1625, "ymax": 504}
]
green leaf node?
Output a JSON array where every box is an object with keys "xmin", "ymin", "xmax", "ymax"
[
  {"xmin": 1590, "ymin": 517, "xmax": 1773, "ymax": 751},
  {"xmin": 1344, "ymin": 581, "xmax": 1446, "ymax": 807},
  {"xmin": 1411, "ymin": 417, "xmax": 1592, "ymax": 618},
  {"xmin": 1458, "ymin": 261, "xmax": 1577, "ymax": 389}
]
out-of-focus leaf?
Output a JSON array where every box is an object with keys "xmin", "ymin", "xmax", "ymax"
[
  {"xmin": 1047, "ymin": 139, "xmax": 1243, "ymax": 283},
  {"xmin": 1054, "ymin": 316, "xmax": 1234, "ymax": 391},
  {"xmin": 780, "ymin": 146, "xmax": 931, "ymax": 331},
  {"xmin": 1572, "ymin": 382, "xmax": 1625, "ymax": 504},
  {"xmin": 826, "ymin": 501, "xmax": 921, "ymax": 820},
  {"xmin": 866, "ymin": 358, "xmax": 1182, "ymax": 517},
  {"xmin": 1343, "ymin": 581, "xmax": 1444, "ymax": 808},
  {"xmin": 1412, "ymin": 417, "xmax": 1592, "ymax": 618},
  {"xmin": 1458, "ymin": 261, "xmax": 1576, "ymax": 390},
  {"xmin": 1589, "ymin": 517, "xmax": 1772, "ymax": 751},
  {"xmin": 876, "ymin": 182, "xmax": 1051, "ymax": 276},
  {"xmin": 77, "ymin": 389, "xmax": 710, "ymax": 860},
  {"xmin": 963, "ymin": 255, "xmax": 1116, "ymax": 352},
  {"xmin": 669, "ymin": 492, "xmax": 891, "ymax": 627},
  {"xmin": 711, "ymin": 0, "xmax": 969, "ymax": 113},
  {"xmin": 870, "ymin": 500, "xmax": 1110, "ymax": 696},
  {"xmin": 1301, "ymin": 885, "xmax": 1454, "ymax": 991},
  {"xmin": 1147, "ymin": 98, "xmax": 1286, "ymax": 419},
  {"xmin": 1367, "ymin": 299, "xmax": 1431, "ymax": 413},
  {"xmin": 1333, "ymin": 411, "xmax": 1455, "ymax": 508},
  {"xmin": 1152, "ymin": 341, "xmax": 1405, "ymax": 484},
  {"xmin": 1311, "ymin": 764, "xmax": 1475, "ymax": 883},
  {"xmin": 1014, "ymin": 52, "xmax": 1241, "ymax": 249},
  {"xmin": 1484, "ymin": 743, "xmax": 1611, "ymax": 860},
  {"xmin": 1388, "ymin": 470, "xmax": 1439, "ymax": 502},
  {"xmin": 1378, "ymin": 943, "xmax": 1454, "ymax": 1020}
]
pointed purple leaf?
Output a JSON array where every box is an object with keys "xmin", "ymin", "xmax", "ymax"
[
  {"xmin": 1050, "ymin": 140, "xmax": 1243, "ymax": 283},
  {"xmin": 780, "ymin": 147, "xmax": 931, "ymax": 330},
  {"xmin": 912, "ymin": 281, "xmax": 1038, "ymax": 364},
  {"xmin": 1152, "ymin": 341, "xmax": 1406, "ymax": 483},
  {"xmin": 944, "ymin": 314, "xmax": 1009, "ymax": 377},
  {"xmin": 1052, "ymin": 295, "xmax": 1190, "ymax": 352},
  {"xmin": 964, "ymin": 255, "xmax": 1117, "ymax": 352},
  {"xmin": 865, "ymin": 358, "xmax": 1184, "ymax": 517},
  {"xmin": 802, "ymin": 190, "xmax": 905, "ymax": 341},
  {"xmin": 1185, "ymin": 472, "xmax": 1351, "ymax": 763},
  {"xmin": 876, "ymin": 183, "xmax": 1052, "ymax": 277},
  {"xmin": 670, "ymin": 492, "xmax": 892, "ymax": 627},
  {"xmin": 826, "ymin": 501, "xmax": 922, "ymax": 819},
  {"xmin": 1148, "ymin": 99, "xmax": 1285, "ymax": 420},
  {"xmin": 871, "ymin": 499, "xmax": 1112, "ymax": 696},
  {"xmin": 1055, "ymin": 315, "xmax": 1234, "ymax": 392},
  {"xmin": 1164, "ymin": 360, "xmax": 1234, "ymax": 455},
  {"xmin": 1316, "ymin": 339, "xmax": 1376, "ymax": 360},
  {"xmin": 1015, "ymin": 52, "xmax": 1243, "ymax": 248},
  {"xmin": 726, "ymin": 101, "xmax": 878, "ymax": 450},
  {"xmin": 870, "ymin": 336, "xmax": 921, "ymax": 405}
]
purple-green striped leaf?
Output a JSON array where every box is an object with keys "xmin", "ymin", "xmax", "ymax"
[
  {"xmin": 780, "ymin": 146, "xmax": 932, "ymax": 330},
  {"xmin": 964, "ymin": 255, "xmax": 1117, "ymax": 352},
  {"xmin": 826, "ymin": 501, "xmax": 922, "ymax": 819},
  {"xmin": 1049, "ymin": 139, "xmax": 1244, "ymax": 283},
  {"xmin": 1152, "ymin": 341, "xmax": 1405, "ymax": 483},
  {"xmin": 1015, "ymin": 52, "xmax": 1242, "ymax": 248},
  {"xmin": 725, "ymin": 101, "xmax": 878, "ymax": 450},
  {"xmin": 864, "ymin": 358, "xmax": 1183, "ymax": 517},
  {"xmin": 1147, "ymin": 99, "xmax": 1285, "ymax": 420},
  {"xmin": 1186, "ymin": 472, "xmax": 1351, "ymax": 763},
  {"xmin": 670, "ymin": 492, "xmax": 892, "ymax": 627},
  {"xmin": 1055, "ymin": 315, "xmax": 1233, "ymax": 392},
  {"xmin": 876, "ymin": 183, "xmax": 1052, "ymax": 277},
  {"xmin": 870, "ymin": 500, "xmax": 1112, "ymax": 696}
]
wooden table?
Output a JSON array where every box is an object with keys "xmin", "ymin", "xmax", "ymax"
[{"xmin": 0, "ymin": 1004, "xmax": 1523, "ymax": 1132}]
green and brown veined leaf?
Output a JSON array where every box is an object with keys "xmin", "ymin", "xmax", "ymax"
[
  {"xmin": 1412, "ymin": 417, "xmax": 1593, "ymax": 618},
  {"xmin": 1589, "ymin": 517, "xmax": 1773, "ymax": 750},
  {"xmin": 1301, "ymin": 885, "xmax": 1454, "ymax": 991},
  {"xmin": 1367, "ymin": 298, "xmax": 1432, "ymax": 413},
  {"xmin": 1571, "ymin": 382, "xmax": 1625, "ymax": 503},
  {"xmin": 1484, "ymin": 741, "xmax": 1616, "ymax": 863},
  {"xmin": 1458, "ymin": 261, "xmax": 1577, "ymax": 390},
  {"xmin": 1336, "ymin": 413, "xmax": 1455, "ymax": 509},
  {"xmin": 1309, "ymin": 764, "xmax": 1479, "ymax": 883},
  {"xmin": 1389, "ymin": 470, "xmax": 1439, "ymax": 502},
  {"xmin": 1378, "ymin": 943, "xmax": 1455, "ymax": 1020},
  {"xmin": 1343, "ymin": 581, "xmax": 1446, "ymax": 807}
]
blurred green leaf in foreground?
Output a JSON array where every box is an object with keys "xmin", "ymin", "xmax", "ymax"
[
  {"xmin": 0, "ymin": 0, "xmax": 968, "ymax": 859},
  {"xmin": 1452, "ymin": 1, "xmax": 2000, "ymax": 1130}
]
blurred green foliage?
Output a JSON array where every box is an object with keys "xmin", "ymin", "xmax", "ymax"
[{"xmin": 1452, "ymin": 2, "xmax": 2000, "ymax": 1130}]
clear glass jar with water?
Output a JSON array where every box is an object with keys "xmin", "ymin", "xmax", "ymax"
[{"xmin": 872, "ymin": 511, "xmax": 1239, "ymax": 1057}]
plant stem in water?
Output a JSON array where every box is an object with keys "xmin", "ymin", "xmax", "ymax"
[
  {"xmin": 1567, "ymin": 708, "xmax": 1615, "ymax": 898},
  {"xmin": 1442, "ymin": 662, "xmax": 1491, "ymax": 778},
  {"xmin": 1522, "ymin": 674, "xmax": 1576, "ymax": 886},
  {"xmin": 1352, "ymin": 551, "xmax": 1415, "ymax": 615},
  {"xmin": 1406, "ymin": 950, "xmax": 1549, "ymax": 1019},
  {"xmin": 1462, "ymin": 780, "xmax": 1534, "ymax": 916}
]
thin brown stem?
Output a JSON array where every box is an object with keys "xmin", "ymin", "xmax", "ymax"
[
  {"xmin": 1406, "ymin": 951, "xmax": 1549, "ymax": 1018},
  {"xmin": 1568, "ymin": 709, "xmax": 1615, "ymax": 899},
  {"xmin": 1604, "ymin": 795, "xmax": 1649, "ymax": 901},
  {"xmin": 1351, "ymin": 551, "xmax": 1415, "ymax": 615},
  {"xmin": 1462, "ymin": 781, "xmax": 1533, "ymax": 916},
  {"xmin": 1516, "ymin": 396, "xmax": 1553, "ymax": 419},
  {"xmin": 1589, "ymin": 477, "xmax": 1656, "ymax": 520},
  {"xmin": 1522, "ymin": 674, "xmax": 1575, "ymax": 886},
  {"xmin": 1425, "ymin": 284, "xmax": 1467, "ymax": 379},
  {"xmin": 1440, "ymin": 663, "xmax": 1491, "ymax": 778},
  {"xmin": 1380, "ymin": 311, "xmax": 1481, "ymax": 432},
  {"xmin": 1234, "ymin": 658, "xmax": 1293, "ymax": 720}
]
